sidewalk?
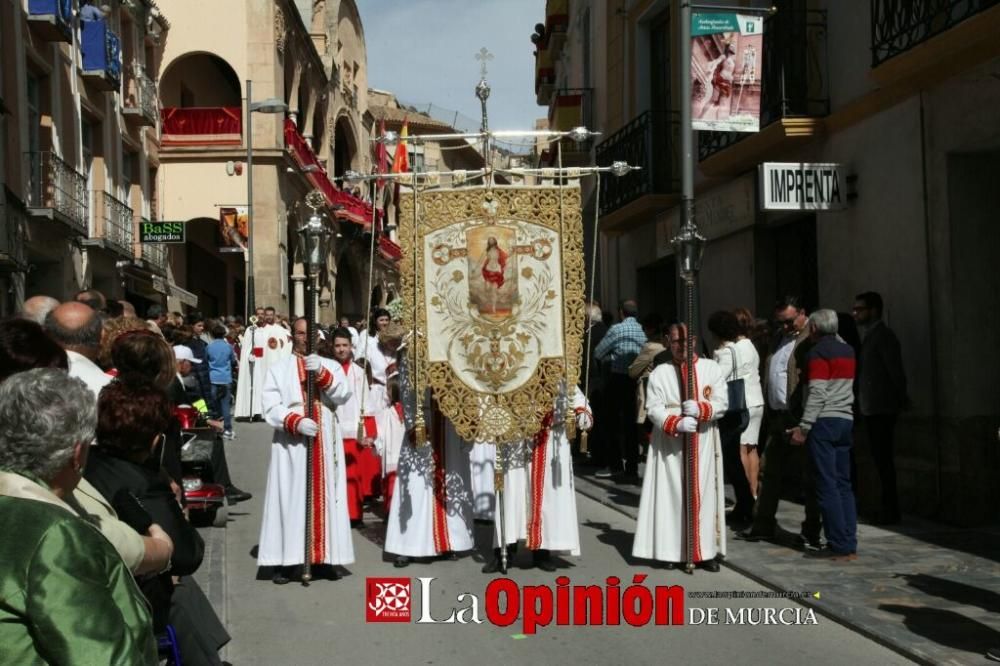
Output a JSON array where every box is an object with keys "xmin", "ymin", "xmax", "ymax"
[{"xmin": 574, "ymin": 465, "xmax": 1000, "ymax": 666}]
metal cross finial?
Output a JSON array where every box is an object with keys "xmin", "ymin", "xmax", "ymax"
[{"xmin": 475, "ymin": 47, "xmax": 494, "ymax": 79}]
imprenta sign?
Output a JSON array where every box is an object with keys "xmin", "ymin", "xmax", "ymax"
[{"xmin": 759, "ymin": 162, "xmax": 847, "ymax": 212}]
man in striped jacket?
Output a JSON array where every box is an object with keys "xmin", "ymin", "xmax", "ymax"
[{"xmin": 788, "ymin": 309, "xmax": 858, "ymax": 561}]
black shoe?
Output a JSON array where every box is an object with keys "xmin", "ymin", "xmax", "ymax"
[
  {"xmin": 617, "ymin": 472, "xmax": 640, "ymax": 485},
  {"xmin": 797, "ymin": 532, "xmax": 826, "ymax": 552},
  {"xmin": 805, "ymin": 546, "xmax": 857, "ymax": 561},
  {"xmin": 985, "ymin": 647, "xmax": 1000, "ymax": 662},
  {"xmin": 698, "ymin": 560, "xmax": 721, "ymax": 573},
  {"xmin": 657, "ymin": 561, "xmax": 678, "ymax": 570},
  {"xmin": 532, "ymin": 549, "xmax": 557, "ymax": 572},
  {"xmin": 351, "ymin": 519, "xmax": 365, "ymax": 529},
  {"xmin": 272, "ymin": 569, "xmax": 290, "ymax": 585},
  {"xmin": 225, "ymin": 486, "xmax": 252, "ymax": 503},
  {"xmin": 393, "ymin": 556, "xmax": 411, "ymax": 568},
  {"xmin": 736, "ymin": 527, "xmax": 775, "ymax": 541}
]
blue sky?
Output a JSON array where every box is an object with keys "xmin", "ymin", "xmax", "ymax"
[{"xmin": 357, "ymin": 0, "xmax": 544, "ymax": 134}]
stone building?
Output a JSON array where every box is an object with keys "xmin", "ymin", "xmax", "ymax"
[
  {"xmin": 155, "ymin": 0, "xmax": 384, "ymax": 321},
  {"xmin": 532, "ymin": 0, "xmax": 1000, "ymax": 524}
]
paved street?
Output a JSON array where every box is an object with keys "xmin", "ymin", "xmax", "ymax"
[{"xmin": 197, "ymin": 422, "xmax": 915, "ymax": 665}]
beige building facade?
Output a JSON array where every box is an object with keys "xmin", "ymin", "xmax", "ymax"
[
  {"xmin": 155, "ymin": 0, "xmax": 381, "ymax": 322},
  {"xmin": 533, "ymin": 0, "xmax": 1000, "ymax": 524},
  {"xmin": 1, "ymin": 0, "xmax": 173, "ymax": 316}
]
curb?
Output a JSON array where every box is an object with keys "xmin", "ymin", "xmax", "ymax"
[{"xmin": 573, "ymin": 472, "xmax": 930, "ymax": 666}]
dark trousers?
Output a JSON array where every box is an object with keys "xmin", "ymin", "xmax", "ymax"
[
  {"xmin": 752, "ymin": 409, "xmax": 821, "ymax": 539},
  {"xmin": 608, "ymin": 373, "xmax": 639, "ymax": 474},
  {"xmin": 720, "ymin": 422, "xmax": 754, "ymax": 519},
  {"xmin": 808, "ymin": 418, "xmax": 857, "ymax": 554},
  {"xmin": 863, "ymin": 414, "xmax": 900, "ymax": 518},
  {"xmin": 209, "ymin": 436, "xmax": 233, "ymax": 488},
  {"xmin": 213, "ymin": 383, "xmax": 232, "ymax": 431}
]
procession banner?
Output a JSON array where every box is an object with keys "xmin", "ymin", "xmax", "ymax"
[
  {"xmin": 691, "ymin": 12, "xmax": 764, "ymax": 133},
  {"xmin": 398, "ymin": 186, "xmax": 586, "ymax": 444}
]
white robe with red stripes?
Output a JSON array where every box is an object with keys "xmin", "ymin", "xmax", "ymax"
[
  {"xmin": 383, "ymin": 357, "xmax": 474, "ymax": 557},
  {"xmin": 257, "ymin": 355, "xmax": 354, "ymax": 567},
  {"xmin": 495, "ymin": 384, "xmax": 589, "ymax": 555},
  {"xmin": 633, "ymin": 357, "xmax": 729, "ymax": 564}
]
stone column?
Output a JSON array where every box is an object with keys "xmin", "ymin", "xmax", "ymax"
[{"xmin": 291, "ymin": 263, "xmax": 306, "ymax": 317}]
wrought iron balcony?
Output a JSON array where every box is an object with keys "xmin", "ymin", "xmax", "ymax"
[
  {"xmin": 81, "ymin": 18, "xmax": 122, "ymax": 91},
  {"xmin": 594, "ymin": 110, "xmax": 679, "ymax": 217},
  {"xmin": 0, "ymin": 200, "xmax": 28, "ymax": 270},
  {"xmin": 27, "ymin": 0, "xmax": 72, "ymax": 42},
  {"xmin": 138, "ymin": 218, "xmax": 169, "ymax": 274},
  {"xmin": 698, "ymin": 7, "xmax": 829, "ymax": 161},
  {"xmin": 92, "ymin": 191, "xmax": 134, "ymax": 257},
  {"xmin": 25, "ymin": 151, "xmax": 89, "ymax": 235},
  {"xmin": 123, "ymin": 65, "xmax": 157, "ymax": 126},
  {"xmin": 872, "ymin": 0, "xmax": 1000, "ymax": 66}
]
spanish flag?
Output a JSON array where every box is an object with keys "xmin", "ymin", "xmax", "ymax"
[{"xmin": 391, "ymin": 117, "xmax": 409, "ymax": 174}]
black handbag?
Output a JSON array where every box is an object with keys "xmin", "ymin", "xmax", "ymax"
[{"xmin": 719, "ymin": 343, "xmax": 750, "ymax": 435}]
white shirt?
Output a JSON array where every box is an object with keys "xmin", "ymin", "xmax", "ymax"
[
  {"xmin": 66, "ymin": 350, "xmax": 112, "ymax": 402},
  {"xmin": 766, "ymin": 336, "xmax": 796, "ymax": 410}
]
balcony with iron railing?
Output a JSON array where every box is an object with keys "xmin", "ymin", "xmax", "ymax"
[
  {"xmin": 81, "ymin": 17, "xmax": 122, "ymax": 91},
  {"xmin": 872, "ymin": 0, "xmax": 1000, "ymax": 66},
  {"xmin": 0, "ymin": 200, "xmax": 28, "ymax": 270},
  {"xmin": 124, "ymin": 64, "xmax": 158, "ymax": 126},
  {"xmin": 137, "ymin": 217, "xmax": 169, "ymax": 275},
  {"xmin": 25, "ymin": 151, "xmax": 89, "ymax": 235},
  {"xmin": 594, "ymin": 110, "xmax": 680, "ymax": 224},
  {"xmin": 161, "ymin": 107, "xmax": 242, "ymax": 146},
  {"xmin": 697, "ymin": 7, "xmax": 829, "ymax": 174},
  {"xmin": 91, "ymin": 191, "xmax": 134, "ymax": 257}
]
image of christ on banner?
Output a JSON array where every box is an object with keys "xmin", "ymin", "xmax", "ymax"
[
  {"xmin": 467, "ymin": 225, "xmax": 516, "ymax": 321},
  {"xmin": 691, "ymin": 13, "xmax": 763, "ymax": 133}
]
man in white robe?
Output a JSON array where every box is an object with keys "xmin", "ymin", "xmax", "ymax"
[
  {"xmin": 632, "ymin": 323, "xmax": 728, "ymax": 571},
  {"xmin": 235, "ymin": 307, "xmax": 292, "ymax": 420},
  {"xmin": 384, "ymin": 349, "xmax": 475, "ymax": 567},
  {"xmin": 327, "ymin": 327, "xmax": 380, "ymax": 525},
  {"xmin": 257, "ymin": 317, "xmax": 354, "ymax": 584},
  {"xmin": 485, "ymin": 383, "xmax": 592, "ymax": 573}
]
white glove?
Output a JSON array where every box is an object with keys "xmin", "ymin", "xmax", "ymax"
[
  {"xmin": 304, "ymin": 354, "xmax": 322, "ymax": 371},
  {"xmin": 682, "ymin": 400, "xmax": 699, "ymax": 418},
  {"xmin": 676, "ymin": 416, "xmax": 698, "ymax": 433},
  {"xmin": 576, "ymin": 411, "xmax": 593, "ymax": 432},
  {"xmin": 247, "ymin": 353, "xmax": 256, "ymax": 363},
  {"xmin": 297, "ymin": 417, "xmax": 319, "ymax": 437}
]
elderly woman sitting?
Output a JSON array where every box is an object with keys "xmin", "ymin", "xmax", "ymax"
[{"xmin": 0, "ymin": 368, "xmax": 156, "ymax": 664}]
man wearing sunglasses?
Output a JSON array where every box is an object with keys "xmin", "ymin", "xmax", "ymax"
[{"xmin": 740, "ymin": 296, "xmax": 822, "ymax": 549}]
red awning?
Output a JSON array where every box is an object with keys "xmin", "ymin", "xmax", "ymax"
[
  {"xmin": 378, "ymin": 236, "xmax": 402, "ymax": 261},
  {"xmin": 284, "ymin": 118, "xmax": 378, "ymax": 226},
  {"xmin": 161, "ymin": 107, "xmax": 242, "ymax": 146}
]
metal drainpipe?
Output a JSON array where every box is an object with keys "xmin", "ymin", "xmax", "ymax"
[{"xmin": 918, "ymin": 91, "xmax": 944, "ymax": 515}]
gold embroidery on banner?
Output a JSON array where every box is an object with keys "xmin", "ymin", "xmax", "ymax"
[{"xmin": 399, "ymin": 187, "xmax": 585, "ymax": 444}]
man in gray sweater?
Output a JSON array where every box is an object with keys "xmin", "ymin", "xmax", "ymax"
[{"xmin": 788, "ymin": 310, "xmax": 858, "ymax": 561}]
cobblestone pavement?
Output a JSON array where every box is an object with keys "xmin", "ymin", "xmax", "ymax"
[{"xmin": 574, "ymin": 463, "xmax": 1000, "ymax": 666}]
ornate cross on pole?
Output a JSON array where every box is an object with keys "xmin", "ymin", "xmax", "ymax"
[{"xmin": 474, "ymin": 47, "xmax": 493, "ymax": 133}]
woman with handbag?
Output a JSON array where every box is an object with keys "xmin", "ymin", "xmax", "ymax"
[{"xmin": 708, "ymin": 310, "xmax": 764, "ymax": 524}]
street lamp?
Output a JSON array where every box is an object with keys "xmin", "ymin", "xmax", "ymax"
[
  {"xmin": 294, "ymin": 191, "xmax": 331, "ymax": 587},
  {"xmin": 245, "ymin": 79, "xmax": 288, "ymax": 322}
]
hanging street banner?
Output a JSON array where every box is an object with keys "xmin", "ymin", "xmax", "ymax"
[
  {"xmin": 691, "ymin": 12, "xmax": 764, "ymax": 133},
  {"xmin": 759, "ymin": 162, "xmax": 848, "ymax": 211},
  {"xmin": 139, "ymin": 220, "xmax": 186, "ymax": 243}
]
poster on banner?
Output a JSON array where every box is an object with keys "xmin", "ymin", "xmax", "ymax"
[
  {"xmin": 219, "ymin": 206, "xmax": 249, "ymax": 250},
  {"xmin": 691, "ymin": 13, "xmax": 764, "ymax": 133}
]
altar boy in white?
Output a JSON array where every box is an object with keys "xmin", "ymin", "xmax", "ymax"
[
  {"xmin": 383, "ymin": 342, "xmax": 475, "ymax": 568},
  {"xmin": 632, "ymin": 323, "xmax": 728, "ymax": 572},
  {"xmin": 257, "ymin": 317, "xmax": 354, "ymax": 584},
  {"xmin": 484, "ymin": 382, "xmax": 592, "ymax": 573}
]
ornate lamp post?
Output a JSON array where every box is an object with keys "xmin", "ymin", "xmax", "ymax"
[{"xmin": 295, "ymin": 190, "xmax": 332, "ymax": 586}]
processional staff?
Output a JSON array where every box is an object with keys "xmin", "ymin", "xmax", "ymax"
[{"xmin": 296, "ymin": 191, "xmax": 333, "ymax": 586}]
